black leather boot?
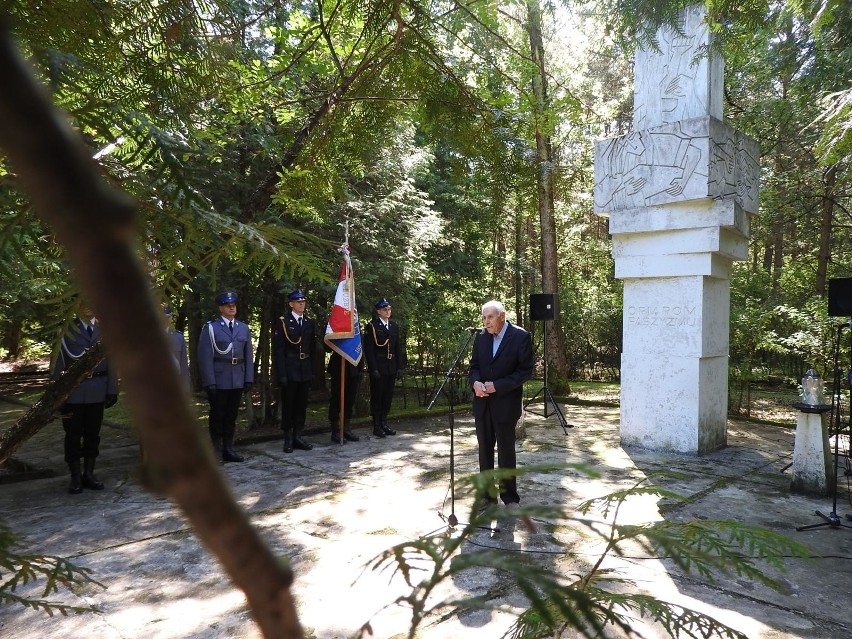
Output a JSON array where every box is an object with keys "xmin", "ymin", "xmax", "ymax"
[
  {"xmin": 282, "ymin": 427, "xmax": 294, "ymax": 453},
  {"xmin": 68, "ymin": 459, "xmax": 83, "ymax": 494},
  {"xmin": 222, "ymin": 428, "xmax": 245, "ymax": 462},
  {"xmin": 81, "ymin": 457, "xmax": 104, "ymax": 490},
  {"xmin": 372, "ymin": 417, "xmax": 386, "ymax": 438},
  {"xmin": 380, "ymin": 417, "xmax": 396, "ymax": 436},
  {"xmin": 210, "ymin": 431, "xmax": 224, "ymax": 465},
  {"xmin": 293, "ymin": 428, "xmax": 313, "ymax": 450},
  {"xmin": 343, "ymin": 422, "xmax": 360, "ymax": 442}
]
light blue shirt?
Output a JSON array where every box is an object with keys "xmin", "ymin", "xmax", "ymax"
[{"xmin": 492, "ymin": 321, "xmax": 509, "ymax": 357}]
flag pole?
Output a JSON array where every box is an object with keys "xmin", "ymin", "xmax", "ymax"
[
  {"xmin": 338, "ymin": 355, "xmax": 345, "ymax": 443},
  {"xmin": 338, "ymin": 221, "xmax": 349, "ymax": 444}
]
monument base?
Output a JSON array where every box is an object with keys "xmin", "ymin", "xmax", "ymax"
[{"xmin": 620, "ymin": 353, "xmax": 727, "ymax": 454}]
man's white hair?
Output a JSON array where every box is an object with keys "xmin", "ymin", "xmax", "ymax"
[{"xmin": 481, "ymin": 300, "xmax": 505, "ymax": 315}]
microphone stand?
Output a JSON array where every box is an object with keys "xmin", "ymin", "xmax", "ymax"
[{"xmin": 428, "ymin": 328, "xmax": 478, "ymax": 528}]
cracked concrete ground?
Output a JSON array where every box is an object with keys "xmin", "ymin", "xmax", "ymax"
[{"xmin": 1, "ymin": 399, "xmax": 852, "ymax": 639}]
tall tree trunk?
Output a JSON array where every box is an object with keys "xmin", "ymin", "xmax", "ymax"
[
  {"xmin": 0, "ymin": 26, "xmax": 301, "ymax": 638},
  {"xmin": 1, "ymin": 316, "xmax": 23, "ymax": 359},
  {"xmin": 771, "ymin": 216, "xmax": 784, "ymax": 296},
  {"xmin": 525, "ymin": 0, "xmax": 570, "ymax": 390},
  {"xmin": 514, "ymin": 209, "xmax": 525, "ymax": 327},
  {"xmin": 815, "ymin": 164, "xmax": 837, "ymax": 297}
]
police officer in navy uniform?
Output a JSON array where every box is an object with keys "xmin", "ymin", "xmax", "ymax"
[
  {"xmin": 197, "ymin": 291, "xmax": 254, "ymax": 463},
  {"xmin": 272, "ymin": 290, "xmax": 316, "ymax": 453},
  {"xmin": 364, "ymin": 298, "xmax": 406, "ymax": 438},
  {"xmin": 164, "ymin": 305, "xmax": 190, "ymax": 390},
  {"xmin": 52, "ymin": 306, "xmax": 118, "ymax": 494}
]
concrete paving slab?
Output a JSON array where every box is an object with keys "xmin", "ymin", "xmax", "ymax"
[{"xmin": 1, "ymin": 401, "xmax": 852, "ymax": 639}]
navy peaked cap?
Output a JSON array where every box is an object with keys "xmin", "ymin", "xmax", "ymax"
[
  {"xmin": 163, "ymin": 305, "xmax": 173, "ymax": 316},
  {"xmin": 288, "ymin": 290, "xmax": 307, "ymax": 301},
  {"xmin": 215, "ymin": 291, "xmax": 238, "ymax": 304},
  {"xmin": 375, "ymin": 298, "xmax": 391, "ymax": 309}
]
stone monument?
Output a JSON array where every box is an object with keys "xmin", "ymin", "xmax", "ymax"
[{"xmin": 593, "ymin": 5, "xmax": 760, "ymax": 453}]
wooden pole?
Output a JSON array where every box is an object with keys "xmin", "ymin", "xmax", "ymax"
[{"xmin": 338, "ymin": 355, "xmax": 346, "ymax": 442}]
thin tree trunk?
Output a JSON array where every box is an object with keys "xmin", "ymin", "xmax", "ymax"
[
  {"xmin": 815, "ymin": 164, "xmax": 836, "ymax": 297},
  {"xmin": 514, "ymin": 209, "xmax": 524, "ymax": 326},
  {"xmin": 771, "ymin": 218, "xmax": 784, "ymax": 296},
  {"xmin": 525, "ymin": 0, "xmax": 570, "ymax": 390},
  {"xmin": 0, "ymin": 25, "xmax": 302, "ymax": 639}
]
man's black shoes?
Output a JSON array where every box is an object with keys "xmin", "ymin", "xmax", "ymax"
[
  {"xmin": 222, "ymin": 448, "xmax": 245, "ymax": 463},
  {"xmin": 293, "ymin": 436, "xmax": 313, "ymax": 450}
]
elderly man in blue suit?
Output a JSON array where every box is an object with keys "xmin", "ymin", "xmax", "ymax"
[
  {"xmin": 198, "ymin": 291, "xmax": 254, "ymax": 463},
  {"xmin": 468, "ymin": 300, "xmax": 533, "ymax": 508},
  {"xmin": 52, "ymin": 305, "xmax": 119, "ymax": 494}
]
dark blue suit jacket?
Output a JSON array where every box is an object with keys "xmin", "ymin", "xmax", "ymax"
[{"xmin": 468, "ymin": 322, "xmax": 533, "ymax": 423}]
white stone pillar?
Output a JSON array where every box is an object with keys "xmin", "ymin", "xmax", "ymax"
[
  {"xmin": 593, "ymin": 6, "xmax": 759, "ymax": 453},
  {"xmin": 790, "ymin": 409, "xmax": 832, "ymax": 496}
]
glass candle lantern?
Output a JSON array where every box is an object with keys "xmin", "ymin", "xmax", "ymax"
[{"xmin": 800, "ymin": 369, "xmax": 825, "ymax": 406}]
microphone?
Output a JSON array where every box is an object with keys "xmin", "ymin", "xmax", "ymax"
[
  {"xmin": 835, "ymin": 321, "xmax": 852, "ymax": 328},
  {"xmin": 465, "ymin": 326, "xmax": 484, "ymax": 333}
]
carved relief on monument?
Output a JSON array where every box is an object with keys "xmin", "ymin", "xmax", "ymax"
[
  {"xmin": 633, "ymin": 4, "xmax": 723, "ymax": 130},
  {"xmin": 708, "ymin": 120, "xmax": 760, "ymax": 214},
  {"xmin": 594, "ymin": 121, "xmax": 708, "ymax": 213},
  {"xmin": 594, "ymin": 117, "xmax": 759, "ymax": 215}
]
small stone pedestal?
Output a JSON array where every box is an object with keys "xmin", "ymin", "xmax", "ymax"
[{"xmin": 790, "ymin": 403, "xmax": 833, "ymax": 496}]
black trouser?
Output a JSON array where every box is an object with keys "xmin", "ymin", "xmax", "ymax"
[
  {"xmin": 208, "ymin": 388, "xmax": 243, "ymax": 446},
  {"xmin": 328, "ymin": 367, "xmax": 360, "ymax": 427},
  {"xmin": 62, "ymin": 402, "xmax": 104, "ymax": 463},
  {"xmin": 474, "ymin": 402, "xmax": 520, "ymax": 504},
  {"xmin": 281, "ymin": 381, "xmax": 310, "ymax": 434},
  {"xmin": 369, "ymin": 373, "xmax": 396, "ymax": 420}
]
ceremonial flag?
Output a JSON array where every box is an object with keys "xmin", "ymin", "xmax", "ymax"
[{"xmin": 324, "ymin": 245, "xmax": 362, "ymax": 365}]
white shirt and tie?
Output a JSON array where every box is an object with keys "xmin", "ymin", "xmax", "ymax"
[
  {"xmin": 82, "ymin": 318, "xmax": 97, "ymax": 338},
  {"xmin": 492, "ymin": 321, "xmax": 509, "ymax": 357}
]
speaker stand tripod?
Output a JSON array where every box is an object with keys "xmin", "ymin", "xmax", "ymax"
[
  {"xmin": 796, "ymin": 323, "xmax": 852, "ymax": 531},
  {"xmin": 523, "ymin": 321, "xmax": 572, "ymax": 434}
]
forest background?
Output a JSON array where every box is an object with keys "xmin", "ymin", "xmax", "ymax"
[{"xmin": 1, "ymin": 0, "xmax": 851, "ymax": 422}]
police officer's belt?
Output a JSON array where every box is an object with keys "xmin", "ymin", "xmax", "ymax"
[
  {"xmin": 286, "ymin": 353, "xmax": 310, "ymax": 359},
  {"xmin": 214, "ymin": 357, "xmax": 245, "ymax": 364},
  {"xmin": 88, "ymin": 371, "xmax": 109, "ymax": 378}
]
